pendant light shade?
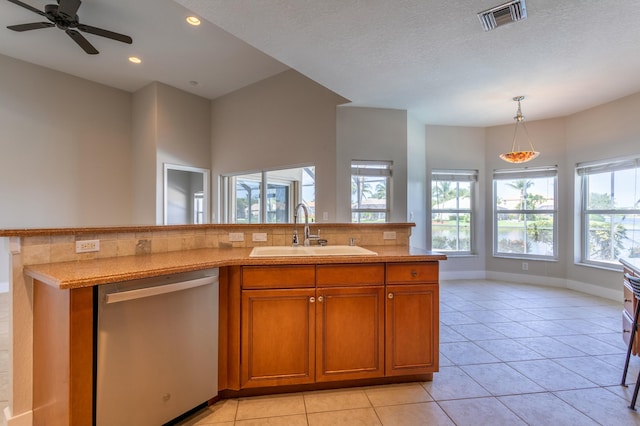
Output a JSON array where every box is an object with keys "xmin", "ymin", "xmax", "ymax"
[{"xmin": 499, "ymin": 96, "xmax": 539, "ymax": 163}]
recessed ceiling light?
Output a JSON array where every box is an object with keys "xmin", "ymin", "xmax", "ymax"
[
  {"xmin": 186, "ymin": 16, "xmax": 201, "ymax": 26},
  {"xmin": 128, "ymin": 56, "xmax": 142, "ymax": 64}
]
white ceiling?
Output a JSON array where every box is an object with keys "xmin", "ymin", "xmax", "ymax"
[
  {"xmin": 0, "ymin": 0, "xmax": 288, "ymax": 100},
  {"xmin": 2, "ymin": 0, "xmax": 640, "ymax": 126}
]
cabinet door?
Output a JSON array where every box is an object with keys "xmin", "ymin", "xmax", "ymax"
[
  {"xmin": 241, "ymin": 288, "xmax": 315, "ymax": 388},
  {"xmin": 386, "ymin": 284, "xmax": 439, "ymax": 376},
  {"xmin": 316, "ymin": 286, "xmax": 385, "ymax": 382}
]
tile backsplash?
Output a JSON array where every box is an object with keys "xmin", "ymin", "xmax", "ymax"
[{"xmin": 14, "ymin": 224, "xmax": 413, "ymax": 266}]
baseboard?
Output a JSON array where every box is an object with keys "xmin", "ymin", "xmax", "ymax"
[
  {"xmin": 477, "ymin": 271, "xmax": 623, "ymax": 302},
  {"xmin": 565, "ymin": 279, "xmax": 622, "ymax": 302},
  {"xmin": 3, "ymin": 407, "xmax": 33, "ymax": 426},
  {"xmin": 485, "ymin": 271, "xmax": 567, "ymax": 288},
  {"xmin": 439, "ymin": 270, "xmax": 486, "ymax": 281}
]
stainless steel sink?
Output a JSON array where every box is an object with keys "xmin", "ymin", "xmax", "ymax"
[{"xmin": 249, "ymin": 245, "xmax": 378, "ymax": 257}]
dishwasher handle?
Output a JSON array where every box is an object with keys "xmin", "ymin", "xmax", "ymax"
[{"xmin": 104, "ymin": 275, "xmax": 217, "ymax": 305}]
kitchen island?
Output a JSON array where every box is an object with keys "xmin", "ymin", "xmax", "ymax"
[{"xmin": 22, "ymin": 240, "xmax": 445, "ymax": 425}]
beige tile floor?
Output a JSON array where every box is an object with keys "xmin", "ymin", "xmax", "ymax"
[
  {"xmin": 177, "ymin": 280, "xmax": 640, "ymax": 425},
  {"xmin": 0, "ymin": 281, "xmax": 639, "ymax": 424}
]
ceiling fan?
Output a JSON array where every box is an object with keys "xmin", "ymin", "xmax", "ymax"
[{"xmin": 5, "ymin": 0, "xmax": 132, "ymax": 54}]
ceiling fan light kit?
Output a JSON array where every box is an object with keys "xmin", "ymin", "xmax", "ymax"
[
  {"xmin": 499, "ymin": 96, "xmax": 540, "ymax": 164},
  {"xmin": 5, "ymin": 0, "xmax": 132, "ymax": 55}
]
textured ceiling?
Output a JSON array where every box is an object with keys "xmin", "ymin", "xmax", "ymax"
[
  {"xmin": 2, "ymin": 0, "xmax": 640, "ymax": 126},
  {"xmin": 179, "ymin": 0, "xmax": 640, "ymax": 126}
]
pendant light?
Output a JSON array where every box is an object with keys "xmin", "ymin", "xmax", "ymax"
[{"xmin": 499, "ymin": 96, "xmax": 540, "ymax": 163}]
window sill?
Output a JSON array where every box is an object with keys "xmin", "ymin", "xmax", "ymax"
[
  {"xmin": 574, "ymin": 262, "xmax": 622, "ymax": 273},
  {"xmin": 493, "ymin": 255, "xmax": 558, "ymax": 263}
]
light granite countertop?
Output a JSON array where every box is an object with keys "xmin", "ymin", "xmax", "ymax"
[{"xmin": 24, "ymin": 246, "xmax": 447, "ymax": 290}]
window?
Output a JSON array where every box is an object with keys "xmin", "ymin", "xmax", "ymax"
[
  {"xmin": 351, "ymin": 160, "xmax": 392, "ymax": 223},
  {"xmin": 222, "ymin": 166, "xmax": 315, "ymax": 223},
  {"xmin": 431, "ymin": 170, "xmax": 477, "ymax": 253},
  {"xmin": 193, "ymin": 192, "xmax": 205, "ymax": 224},
  {"xmin": 577, "ymin": 157, "xmax": 640, "ymax": 267},
  {"xmin": 493, "ymin": 166, "xmax": 557, "ymax": 259}
]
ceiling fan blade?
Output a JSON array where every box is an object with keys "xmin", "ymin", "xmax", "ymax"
[
  {"xmin": 7, "ymin": 22, "xmax": 54, "ymax": 32},
  {"xmin": 57, "ymin": 0, "xmax": 81, "ymax": 19},
  {"xmin": 77, "ymin": 24, "xmax": 132, "ymax": 44},
  {"xmin": 6, "ymin": 0, "xmax": 46, "ymax": 17},
  {"xmin": 66, "ymin": 29, "xmax": 98, "ymax": 54}
]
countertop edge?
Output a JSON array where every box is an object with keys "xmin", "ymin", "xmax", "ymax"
[{"xmin": 24, "ymin": 246, "xmax": 447, "ymax": 290}]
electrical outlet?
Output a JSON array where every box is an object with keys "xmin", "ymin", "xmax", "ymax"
[
  {"xmin": 522, "ymin": 262, "xmax": 528, "ymax": 271},
  {"xmin": 322, "ymin": 212, "xmax": 329, "ymax": 221},
  {"xmin": 228, "ymin": 232, "xmax": 244, "ymax": 242},
  {"xmin": 252, "ymin": 233, "xmax": 267, "ymax": 242},
  {"xmin": 383, "ymin": 231, "xmax": 397, "ymax": 240},
  {"xmin": 76, "ymin": 239, "xmax": 100, "ymax": 253}
]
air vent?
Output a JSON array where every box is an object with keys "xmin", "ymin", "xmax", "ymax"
[{"xmin": 478, "ymin": 0, "xmax": 527, "ymax": 31}]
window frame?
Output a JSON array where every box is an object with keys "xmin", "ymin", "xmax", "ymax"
[
  {"xmin": 431, "ymin": 169, "xmax": 477, "ymax": 255},
  {"xmin": 350, "ymin": 160, "xmax": 392, "ymax": 223},
  {"xmin": 577, "ymin": 156, "xmax": 640, "ymax": 269},
  {"xmin": 492, "ymin": 166, "xmax": 558, "ymax": 260},
  {"xmin": 221, "ymin": 166, "xmax": 315, "ymax": 224}
]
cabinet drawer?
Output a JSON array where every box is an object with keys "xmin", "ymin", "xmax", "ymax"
[
  {"xmin": 623, "ymin": 309, "xmax": 640, "ymax": 356},
  {"xmin": 386, "ymin": 262, "xmax": 438, "ymax": 284},
  {"xmin": 242, "ymin": 265, "xmax": 315, "ymax": 289},
  {"xmin": 316, "ymin": 264, "xmax": 385, "ymax": 286},
  {"xmin": 624, "ymin": 282, "xmax": 635, "ymax": 317}
]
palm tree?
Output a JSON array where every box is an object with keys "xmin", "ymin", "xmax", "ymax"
[
  {"xmin": 432, "ymin": 181, "xmax": 457, "ymax": 206},
  {"xmin": 507, "ymin": 179, "xmax": 533, "ymax": 208}
]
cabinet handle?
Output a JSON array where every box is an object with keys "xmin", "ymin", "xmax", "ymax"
[
  {"xmin": 309, "ymin": 297, "xmax": 315, "ymax": 303},
  {"xmin": 388, "ymin": 293, "xmax": 394, "ymax": 299},
  {"xmin": 411, "ymin": 270, "xmax": 418, "ymax": 277},
  {"xmin": 626, "ymin": 299, "xmax": 633, "ymax": 303},
  {"xmin": 624, "ymin": 329, "xmax": 631, "ymax": 333},
  {"xmin": 318, "ymin": 296, "xmax": 324, "ymax": 302}
]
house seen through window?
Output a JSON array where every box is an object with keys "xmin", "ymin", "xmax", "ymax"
[{"xmin": 431, "ymin": 170, "xmax": 477, "ymax": 253}]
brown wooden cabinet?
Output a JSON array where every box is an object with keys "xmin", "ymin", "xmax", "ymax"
[
  {"xmin": 30, "ymin": 253, "xmax": 443, "ymax": 425},
  {"xmin": 386, "ymin": 262, "xmax": 439, "ymax": 376},
  {"xmin": 386, "ymin": 284, "xmax": 438, "ymax": 375},
  {"xmin": 316, "ymin": 285, "xmax": 385, "ymax": 382},
  {"xmin": 240, "ymin": 264, "xmax": 387, "ymax": 388},
  {"xmin": 33, "ymin": 281, "xmax": 94, "ymax": 426},
  {"xmin": 241, "ymin": 288, "xmax": 316, "ymax": 388}
]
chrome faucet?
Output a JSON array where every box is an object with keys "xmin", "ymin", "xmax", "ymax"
[{"xmin": 292, "ymin": 203, "xmax": 319, "ymax": 246}]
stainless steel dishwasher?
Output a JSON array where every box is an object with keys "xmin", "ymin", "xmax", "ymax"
[{"xmin": 96, "ymin": 268, "xmax": 219, "ymax": 426}]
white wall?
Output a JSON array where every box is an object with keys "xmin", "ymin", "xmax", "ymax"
[
  {"xmin": 157, "ymin": 83, "xmax": 211, "ymax": 223},
  {"xmin": 424, "ymin": 94, "xmax": 640, "ymax": 294},
  {"xmin": 0, "ymin": 54, "xmax": 133, "ymax": 228},
  {"xmin": 131, "ymin": 82, "xmax": 211, "ymax": 224},
  {"xmin": 484, "ymin": 117, "xmax": 568, "ymax": 280},
  {"xmin": 425, "ymin": 125, "xmax": 486, "ymax": 277},
  {"xmin": 131, "ymin": 83, "xmax": 158, "ymax": 225},
  {"xmin": 564, "ymin": 92, "xmax": 640, "ymax": 292},
  {"xmin": 407, "ymin": 113, "xmax": 427, "ymax": 249},
  {"xmin": 210, "ymin": 70, "xmax": 347, "ymax": 222},
  {"xmin": 336, "ymin": 107, "xmax": 408, "ymax": 223}
]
